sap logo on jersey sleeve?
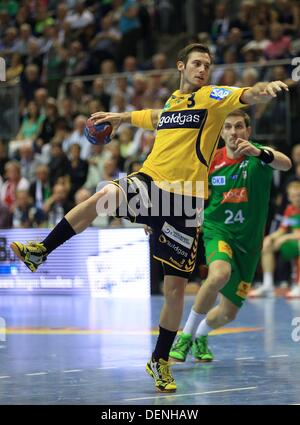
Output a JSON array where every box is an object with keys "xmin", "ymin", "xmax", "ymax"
[
  {"xmin": 212, "ymin": 176, "xmax": 226, "ymax": 185},
  {"xmin": 210, "ymin": 87, "xmax": 232, "ymax": 100}
]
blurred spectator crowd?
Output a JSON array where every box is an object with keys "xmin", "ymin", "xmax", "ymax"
[{"xmin": 0, "ymin": 0, "xmax": 300, "ymax": 231}]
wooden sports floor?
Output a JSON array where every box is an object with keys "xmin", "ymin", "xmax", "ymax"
[{"xmin": 0, "ymin": 294, "xmax": 299, "ymax": 405}]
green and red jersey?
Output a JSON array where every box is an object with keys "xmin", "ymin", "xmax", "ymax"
[{"xmin": 203, "ymin": 143, "xmax": 273, "ymax": 253}]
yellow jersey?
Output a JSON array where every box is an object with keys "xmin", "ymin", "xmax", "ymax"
[{"xmin": 140, "ymin": 85, "xmax": 248, "ymax": 198}]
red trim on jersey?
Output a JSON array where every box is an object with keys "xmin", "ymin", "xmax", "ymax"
[{"xmin": 209, "ymin": 147, "xmax": 245, "ymax": 175}]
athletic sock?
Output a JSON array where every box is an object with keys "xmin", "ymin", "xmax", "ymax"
[
  {"xmin": 152, "ymin": 326, "xmax": 177, "ymax": 362},
  {"xmin": 182, "ymin": 308, "xmax": 205, "ymax": 338},
  {"xmin": 42, "ymin": 217, "xmax": 76, "ymax": 254},
  {"xmin": 195, "ymin": 318, "xmax": 213, "ymax": 339},
  {"xmin": 262, "ymin": 272, "xmax": 274, "ymax": 290}
]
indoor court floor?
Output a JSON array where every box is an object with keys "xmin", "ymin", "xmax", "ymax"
[{"xmin": 0, "ymin": 294, "xmax": 299, "ymax": 405}]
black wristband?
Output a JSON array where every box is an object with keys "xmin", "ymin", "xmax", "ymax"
[{"xmin": 258, "ymin": 148, "xmax": 274, "ymax": 164}]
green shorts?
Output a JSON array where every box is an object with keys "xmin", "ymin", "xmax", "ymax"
[
  {"xmin": 279, "ymin": 240, "xmax": 300, "ymax": 261},
  {"xmin": 204, "ymin": 237, "xmax": 261, "ymax": 308}
]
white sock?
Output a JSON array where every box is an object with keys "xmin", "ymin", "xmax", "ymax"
[
  {"xmin": 182, "ymin": 308, "xmax": 205, "ymax": 337},
  {"xmin": 263, "ymin": 272, "xmax": 274, "ymax": 290},
  {"xmin": 195, "ymin": 318, "xmax": 213, "ymax": 339}
]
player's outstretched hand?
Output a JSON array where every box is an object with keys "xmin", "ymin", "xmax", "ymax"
[
  {"xmin": 90, "ymin": 111, "xmax": 122, "ymax": 136},
  {"xmin": 263, "ymin": 80, "xmax": 289, "ymax": 99},
  {"xmin": 234, "ymin": 139, "xmax": 261, "ymax": 157}
]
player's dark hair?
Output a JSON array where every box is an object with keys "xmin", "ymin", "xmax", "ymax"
[
  {"xmin": 177, "ymin": 43, "xmax": 213, "ymax": 65},
  {"xmin": 226, "ymin": 110, "xmax": 251, "ymax": 127}
]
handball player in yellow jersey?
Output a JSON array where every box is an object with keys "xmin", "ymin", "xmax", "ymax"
[{"xmin": 11, "ymin": 43, "xmax": 289, "ymax": 393}]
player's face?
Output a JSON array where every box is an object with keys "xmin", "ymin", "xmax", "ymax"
[
  {"xmin": 177, "ymin": 52, "xmax": 211, "ymax": 90},
  {"xmin": 222, "ymin": 116, "xmax": 251, "ymax": 151},
  {"xmin": 288, "ymin": 188, "xmax": 300, "ymax": 209}
]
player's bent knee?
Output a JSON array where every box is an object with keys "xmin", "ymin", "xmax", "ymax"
[
  {"xmin": 165, "ymin": 285, "xmax": 185, "ymax": 299},
  {"xmin": 92, "ymin": 184, "xmax": 123, "ymax": 215},
  {"xmin": 208, "ymin": 269, "xmax": 231, "ymax": 289},
  {"xmin": 223, "ymin": 310, "xmax": 237, "ymax": 323},
  {"xmin": 164, "ymin": 280, "xmax": 185, "ymax": 304},
  {"xmin": 93, "ymin": 183, "xmax": 120, "ymax": 200}
]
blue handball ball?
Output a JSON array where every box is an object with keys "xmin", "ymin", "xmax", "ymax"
[{"xmin": 84, "ymin": 118, "xmax": 112, "ymax": 145}]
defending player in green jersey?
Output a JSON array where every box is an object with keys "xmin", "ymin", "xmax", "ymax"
[{"xmin": 170, "ymin": 109, "xmax": 291, "ymax": 363}]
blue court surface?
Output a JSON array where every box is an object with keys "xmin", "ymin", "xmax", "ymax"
[{"xmin": 0, "ymin": 294, "xmax": 299, "ymax": 405}]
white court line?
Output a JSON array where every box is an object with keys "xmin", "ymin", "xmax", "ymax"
[
  {"xmin": 96, "ymin": 356, "xmax": 288, "ymax": 371},
  {"xmin": 1, "ymin": 354, "xmax": 291, "ymax": 381},
  {"xmin": 269, "ymin": 355, "xmax": 289, "ymax": 358},
  {"xmin": 96, "ymin": 363, "xmax": 146, "ymax": 370},
  {"xmin": 62, "ymin": 369, "xmax": 83, "ymax": 373},
  {"xmin": 124, "ymin": 386, "xmax": 257, "ymax": 402},
  {"xmin": 235, "ymin": 357, "xmax": 255, "ymax": 360}
]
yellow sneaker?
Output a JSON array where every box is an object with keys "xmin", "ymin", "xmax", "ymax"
[
  {"xmin": 10, "ymin": 241, "xmax": 47, "ymax": 272},
  {"xmin": 146, "ymin": 358, "xmax": 176, "ymax": 392}
]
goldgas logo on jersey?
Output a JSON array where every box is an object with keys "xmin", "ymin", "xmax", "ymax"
[
  {"xmin": 210, "ymin": 87, "xmax": 232, "ymax": 100},
  {"xmin": 157, "ymin": 110, "xmax": 206, "ymax": 129},
  {"xmin": 221, "ymin": 187, "xmax": 248, "ymax": 204},
  {"xmin": 212, "ymin": 176, "xmax": 226, "ymax": 186},
  {"xmin": 162, "ymin": 222, "xmax": 193, "ymax": 249}
]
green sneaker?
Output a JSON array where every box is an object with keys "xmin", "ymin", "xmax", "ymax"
[
  {"xmin": 169, "ymin": 333, "xmax": 193, "ymax": 362},
  {"xmin": 10, "ymin": 241, "xmax": 47, "ymax": 272},
  {"xmin": 192, "ymin": 335, "xmax": 214, "ymax": 362}
]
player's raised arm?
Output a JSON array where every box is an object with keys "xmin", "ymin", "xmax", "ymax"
[
  {"xmin": 259, "ymin": 147, "xmax": 292, "ymax": 171},
  {"xmin": 233, "ymin": 138, "xmax": 292, "ymax": 171},
  {"xmin": 241, "ymin": 80, "xmax": 289, "ymax": 104},
  {"xmin": 90, "ymin": 109, "xmax": 162, "ymax": 133}
]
